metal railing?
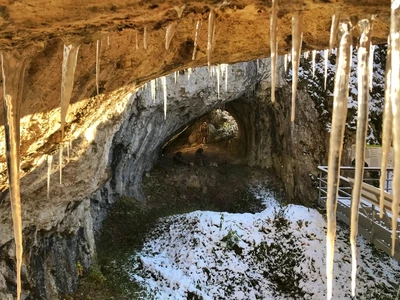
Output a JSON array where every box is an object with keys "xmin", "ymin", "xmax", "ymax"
[
  {"xmin": 317, "ymin": 166, "xmax": 399, "ymax": 260},
  {"xmin": 317, "ymin": 166, "xmax": 393, "ymax": 205}
]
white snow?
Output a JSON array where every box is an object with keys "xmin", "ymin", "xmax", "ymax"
[{"xmin": 125, "ymin": 189, "xmax": 400, "ymax": 299}]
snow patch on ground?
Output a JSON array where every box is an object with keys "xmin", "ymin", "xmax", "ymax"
[{"xmin": 126, "ymin": 190, "xmax": 400, "ymax": 299}]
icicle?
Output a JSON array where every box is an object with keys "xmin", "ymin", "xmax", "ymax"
[
  {"xmin": 369, "ymin": 44, "xmax": 375, "ymax": 91},
  {"xmin": 312, "ymin": 50, "xmax": 316, "ymax": 77},
  {"xmin": 60, "ymin": 44, "xmax": 79, "ymax": 184},
  {"xmin": 107, "ymin": 35, "xmax": 110, "ymax": 48},
  {"xmin": 350, "ymin": 45, "xmax": 353, "ymax": 70},
  {"xmin": 174, "ymin": 5, "xmax": 186, "ymax": 18},
  {"xmin": 303, "ymin": 51, "xmax": 309, "ymax": 59},
  {"xmin": 216, "ymin": 65, "xmax": 220, "ymax": 99},
  {"xmin": 192, "ymin": 20, "xmax": 201, "ymax": 60},
  {"xmin": 1, "ymin": 49, "xmax": 31, "ymax": 300},
  {"xmin": 151, "ymin": 79, "xmax": 156, "ymax": 103},
  {"xmin": 162, "ymin": 76, "xmax": 167, "ymax": 119},
  {"xmin": 207, "ymin": 9, "xmax": 216, "ymax": 68},
  {"xmin": 143, "ymin": 27, "xmax": 147, "ymax": 50},
  {"xmin": 96, "ymin": 40, "xmax": 100, "ymax": 96},
  {"xmin": 329, "ymin": 13, "xmax": 341, "ymax": 56},
  {"xmin": 326, "ymin": 22, "xmax": 352, "ymax": 300},
  {"xmin": 135, "ymin": 30, "xmax": 139, "ymax": 50},
  {"xmin": 188, "ymin": 68, "xmax": 192, "ymax": 80},
  {"xmin": 165, "ymin": 22, "xmax": 177, "ymax": 50},
  {"xmin": 47, "ymin": 154, "xmax": 53, "ymax": 199},
  {"xmin": 59, "ymin": 144, "xmax": 63, "ymax": 184},
  {"xmin": 324, "ymin": 49, "xmax": 329, "ymax": 90},
  {"xmin": 350, "ymin": 19, "xmax": 372, "ymax": 297},
  {"xmin": 284, "ymin": 54, "xmax": 288, "ymax": 72},
  {"xmin": 221, "ymin": 63, "xmax": 228, "ymax": 91},
  {"xmin": 390, "ymin": 0, "xmax": 400, "ymax": 257},
  {"xmin": 174, "ymin": 71, "xmax": 177, "ymax": 84},
  {"xmin": 290, "ymin": 11, "xmax": 303, "ymax": 122},
  {"xmin": 270, "ymin": 0, "xmax": 279, "ymax": 103},
  {"xmin": 380, "ymin": 36, "xmax": 392, "ymax": 217},
  {"xmin": 288, "ymin": 53, "xmax": 292, "ymax": 62}
]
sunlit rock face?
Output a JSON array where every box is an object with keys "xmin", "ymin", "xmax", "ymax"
[{"xmin": 0, "ymin": 0, "xmax": 392, "ymax": 298}]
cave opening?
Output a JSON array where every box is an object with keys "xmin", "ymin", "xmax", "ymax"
[{"xmin": 161, "ymin": 108, "xmax": 243, "ymax": 167}]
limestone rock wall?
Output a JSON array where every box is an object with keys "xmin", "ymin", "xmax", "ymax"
[{"xmin": 0, "ymin": 61, "xmax": 271, "ymax": 299}]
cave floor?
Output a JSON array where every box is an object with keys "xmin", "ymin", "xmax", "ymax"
[{"xmin": 68, "ymin": 159, "xmax": 286, "ymax": 299}]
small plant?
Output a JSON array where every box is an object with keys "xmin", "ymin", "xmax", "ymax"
[
  {"xmin": 76, "ymin": 261, "xmax": 84, "ymax": 277},
  {"xmin": 272, "ymin": 204, "xmax": 289, "ymax": 229},
  {"xmin": 219, "ymin": 213, "xmax": 224, "ymax": 231},
  {"xmin": 221, "ymin": 229, "xmax": 242, "ymax": 255}
]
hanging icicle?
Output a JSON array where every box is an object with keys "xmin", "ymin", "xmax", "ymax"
[
  {"xmin": 188, "ymin": 67, "xmax": 192, "ymax": 80},
  {"xmin": 107, "ymin": 35, "xmax": 110, "ymax": 48},
  {"xmin": 324, "ymin": 49, "xmax": 329, "ymax": 90},
  {"xmin": 216, "ymin": 65, "xmax": 220, "ymax": 99},
  {"xmin": 151, "ymin": 79, "xmax": 156, "ymax": 103},
  {"xmin": 1, "ymin": 49, "xmax": 32, "ymax": 300},
  {"xmin": 165, "ymin": 22, "xmax": 177, "ymax": 50},
  {"xmin": 350, "ymin": 19, "xmax": 372, "ymax": 298},
  {"xmin": 329, "ymin": 13, "xmax": 341, "ymax": 56},
  {"xmin": 207, "ymin": 9, "xmax": 216, "ymax": 68},
  {"xmin": 380, "ymin": 36, "xmax": 392, "ymax": 218},
  {"xmin": 390, "ymin": 0, "xmax": 400, "ymax": 257},
  {"xmin": 143, "ymin": 27, "xmax": 148, "ymax": 50},
  {"xmin": 96, "ymin": 40, "xmax": 100, "ymax": 96},
  {"xmin": 326, "ymin": 22, "xmax": 352, "ymax": 300},
  {"xmin": 303, "ymin": 51, "xmax": 309, "ymax": 59},
  {"xmin": 284, "ymin": 54, "xmax": 288, "ymax": 72},
  {"xmin": 312, "ymin": 50, "xmax": 316, "ymax": 77},
  {"xmin": 290, "ymin": 10, "xmax": 303, "ymax": 122},
  {"xmin": 162, "ymin": 76, "xmax": 167, "ymax": 119},
  {"xmin": 60, "ymin": 44, "xmax": 80, "ymax": 184},
  {"xmin": 369, "ymin": 44, "xmax": 376, "ymax": 91},
  {"xmin": 270, "ymin": 0, "xmax": 279, "ymax": 103},
  {"xmin": 192, "ymin": 20, "xmax": 201, "ymax": 60},
  {"xmin": 47, "ymin": 154, "xmax": 53, "ymax": 199}
]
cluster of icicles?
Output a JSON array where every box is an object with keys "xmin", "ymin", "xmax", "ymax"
[{"xmin": 0, "ymin": 2, "xmax": 399, "ymax": 299}]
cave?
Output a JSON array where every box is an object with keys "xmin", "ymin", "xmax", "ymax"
[
  {"xmin": 0, "ymin": 0, "xmax": 397, "ymax": 299},
  {"xmin": 162, "ymin": 108, "xmax": 242, "ymax": 165}
]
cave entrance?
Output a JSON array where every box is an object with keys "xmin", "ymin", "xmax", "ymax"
[{"xmin": 162, "ymin": 109, "xmax": 243, "ymax": 166}]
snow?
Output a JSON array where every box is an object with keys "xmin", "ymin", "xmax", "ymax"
[{"xmin": 125, "ymin": 189, "xmax": 400, "ymax": 299}]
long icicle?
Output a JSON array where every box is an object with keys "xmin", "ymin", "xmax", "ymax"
[
  {"xmin": 380, "ymin": 36, "xmax": 392, "ymax": 217},
  {"xmin": 290, "ymin": 10, "xmax": 303, "ymax": 122},
  {"xmin": 162, "ymin": 76, "xmax": 167, "ymax": 119},
  {"xmin": 216, "ymin": 65, "xmax": 220, "ymax": 99},
  {"xmin": 60, "ymin": 44, "xmax": 80, "ymax": 184},
  {"xmin": 270, "ymin": 0, "xmax": 279, "ymax": 103},
  {"xmin": 207, "ymin": 9, "xmax": 216, "ymax": 68},
  {"xmin": 192, "ymin": 20, "xmax": 201, "ymax": 60},
  {"xmin": 369, "ymin": 44, "xmax": 375, "ymax": 91},
  {"xmin": 96, "ymin": 40, "xmax": 100, "ymax": 96},
  {"xmin": 143, "ymin": 27, "xmax": 148, "ymax": 50},
  {"xmin": 1, "ymin": 50, "xmax": 31, "ymax": 300},
  {"xmin": 326, "ymin": 22, "xmax": 352, "ymax": 300},
  {"xmin": 312, "ymin": 50, "xmax": 316, "ymax": 77},
  {"xmin": 135, "ymin": 30, "xmax": 139, "ymax": 50},
  {"xmin": 350, "ymin": 19, "xmax": 372, "ymax": 297},
  {"xmin": 47, "ymin": 154, "xmax": 53, "ymax": 199},
  {"xmin": 390, "ymin": 0, "xmax": 400, "ymax": 257},
  {"xmin": 165, "ymin": 22, "xmax": 177, "ymax": 50},
  {"xmin": 324, "ymin": 49, "xmax": 329, "ymax": 90},
  {"xmin": 329, "ymin": 13, "xmax": 341, "ymax": 56}
]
